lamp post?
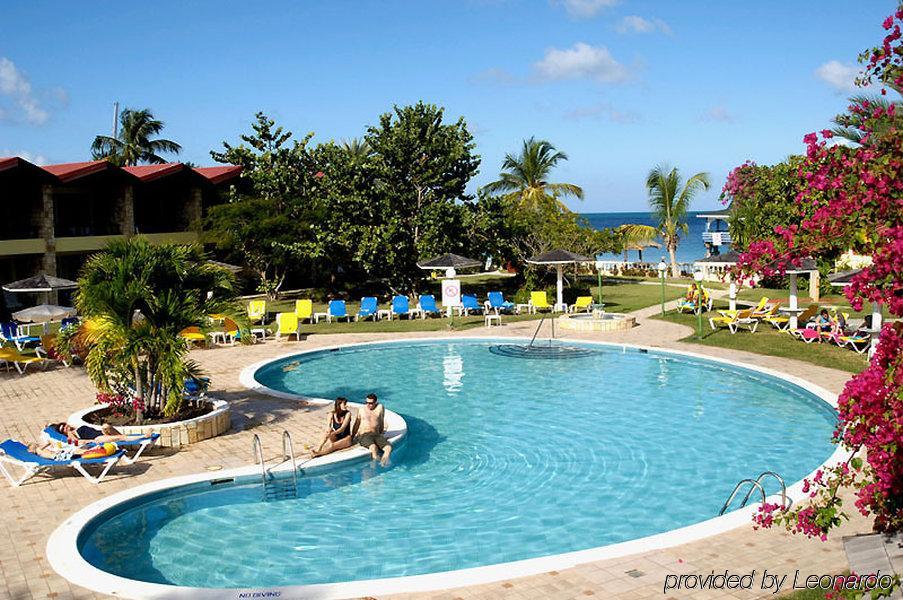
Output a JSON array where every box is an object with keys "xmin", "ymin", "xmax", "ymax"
[
  {"xmin": 657, "ymin": 258, "xmax": 667, "ymax": 316},
  {"xmin": 693, "ymin": 269, "xmax": 705, "ymax": 339},
  {"xmin": 595, "ymin": 260, "xmax": 604, "ymax": 305}
]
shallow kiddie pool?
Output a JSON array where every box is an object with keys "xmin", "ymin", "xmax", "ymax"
[{"xmin": 60, "ymin": 339, "xmax": 840, "ymax": 596}]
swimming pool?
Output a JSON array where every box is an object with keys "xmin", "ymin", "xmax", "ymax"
[{"xmin": 58, "ymin": 339, "xmax": 841, "ymax": 597}]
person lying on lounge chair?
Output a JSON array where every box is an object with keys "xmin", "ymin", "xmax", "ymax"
[
  {"xmin": 27, "ymin": 439, "xmax": 97, "ymax": 460},
  {"xmin": 49, "ymin": 422, "xmax": 145, "ymax": 445},
  {"xmin": 312, "ymin": 397, "xmax": 355, "ymax": 457}
]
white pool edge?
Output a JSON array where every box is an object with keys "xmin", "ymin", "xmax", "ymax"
[{"xmin": 47, "ymin": 336, "xmax": 850, "ymax": 600}]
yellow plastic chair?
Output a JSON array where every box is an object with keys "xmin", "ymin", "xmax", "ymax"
[
  {"xmin": 276, "ymin": 312, "xmax": 299, "ymax": 341},
  {"xmin": 529, "ymin": 291, "xmax": 553, "ymax": 313},
  {"xmin": 766, "ymin": 303, "xmax": 817, "ymax": 330},
  {"xmin": 708, "ymin": 309, "xmax": 759, "ymax": 334},
  {"xmin": 0, "ymin": 347, "xmax": 45, "ymax": 374},
  {"xmin": 248, "ymin": 300, "xmax": 266, "ymax": 324},
  {"xmin": 294, "ymin": 299, "xmax": 313, "ymax": 323},
  {"xmin": 570, "ymin": 296, "xmax": 593, "ymax": 313},
  {"xmin": 179, "ymin": 326, "xmax": 207, "ymax": 347}
]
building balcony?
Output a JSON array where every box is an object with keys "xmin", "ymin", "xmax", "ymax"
[{"xmin": 702, "ymin": 231, "xmax": 732, "ymax": 245}]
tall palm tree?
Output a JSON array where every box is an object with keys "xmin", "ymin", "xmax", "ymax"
[
  {"xmin": 91, "ymin": 108, "xmax": 182, "ymax": 166},
  {"xmin": 646, "ymin": 164, "xmax": 710, "ymax": 277},
  {"xmin": 483, "ymin": 137, "xmax": 583, "ymax": 211}
]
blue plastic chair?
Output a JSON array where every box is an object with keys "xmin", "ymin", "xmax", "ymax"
[
  {"xmin": 357, "ymin": 296, "xmax": 378, "ymax": 321},
  {"xmin": 488, "ymin": 291, "xmax": 515, "ymax": 313},
  {"xmin": 419, "ymin": 295, "xmax": 441, "ymax": 317},
  {"xmin": 391, "ymin": 295, "xmax": 411, "ymax": 319},
  {"xmin": 328, "ymin": 299, "xmax": 351, "ymax": 322},
  {"xmin": 460, "ymin": 294, "xmax": 484, "ymax": 315},
  {"xmin": 0, "ymin": 322, "xmax": 40, "ymax": 351}
]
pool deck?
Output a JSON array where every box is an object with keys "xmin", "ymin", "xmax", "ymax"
[{"xmin": 0, "ymin": 298, "xmax": 874, "ymax": 600}]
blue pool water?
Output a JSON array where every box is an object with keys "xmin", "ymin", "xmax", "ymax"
[{"xmin": 79, "ymin": 339, "xmax": 836, "ymax": 589}]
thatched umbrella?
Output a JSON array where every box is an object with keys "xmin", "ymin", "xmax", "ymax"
[{"xmin": 416, "ymin": 253, "xmax": 482, "ymax": 273}]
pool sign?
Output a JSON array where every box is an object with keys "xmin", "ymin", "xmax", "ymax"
[{"xmin": 442, "ymin": 279, "xmax": 461, "ymax": 307}]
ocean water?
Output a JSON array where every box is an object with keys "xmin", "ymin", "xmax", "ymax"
[
  {"xmin": 80, "ymin": 339, "xmax": 835, "ymax": 589},
  {"xmin": 582, "ymin": 211, "xmax": 715, "ymax": 265}
]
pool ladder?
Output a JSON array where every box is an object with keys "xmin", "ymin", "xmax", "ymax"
[
  {"xmin": 252, "ymin": 431, "xmax": 299, "ymax": 502},
  {"xmin": 719, "ymin": 471, "xmax": 792, "ymax": 516}
]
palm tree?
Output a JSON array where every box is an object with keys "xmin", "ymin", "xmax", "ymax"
[
  {"xmin": 617, "ymin": 224, "xmax": 660, "ymax": 262},
  {"xmin": 342, "ymin": 137, "xmax": 372, "ymax": 162},
  {"xmin": 832, "ymin": 94, "xmax": 901, "ymax": 145},
  {"xmin": 75, "ymin": 238, "xmax": 235, "ymax": 418},
  {"xmin": 483, "ymin": 137, "xmax": 583, "ymax": 211},
  {"xmin": 91, "ymin": 108, "xmax": 182, "ymax": 166},
  {"xmin": 646, "ymin": 164, "xmax": 710, "ymax": 277}
]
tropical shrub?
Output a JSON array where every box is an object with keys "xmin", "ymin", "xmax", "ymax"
[{"xmin": 75, "ymin": 238, "xmax": 236, "ymax": 419}]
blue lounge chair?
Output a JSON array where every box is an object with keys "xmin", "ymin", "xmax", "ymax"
[
  {"xmin": 184, "ymin": 376, "xmax": 209, "ymax": 401},
  {"xmin": 0, "ymin": 322, "xmax": 40, "ymax": 351},
  {"xmin": 0, "ymin": 439, "xmax": 125, "ymax": 487},
  {"xmin": 390, "ymin": 295, "xmax": 412, "ymax": 320},
  {"xmin": 458, "ymin": 294, "xmax": 484, "ymax": 316},
  {"xmin": 356, "ymin": 296, "xmax": 379, "ymax": 321},
  {"xmin": 418, "ymin": 295, "xmax": 441, "ymax": 318},
  {"xmin": 488, "ymin": 291, "xmax": 515, "ymax": 314},
  {"xmin": 327, "ymin": 299, "xmax": 352, "ymax": 322},
  {"xmin": 41, "ymin": 426, "xmax": 160, "ymax": 466}
]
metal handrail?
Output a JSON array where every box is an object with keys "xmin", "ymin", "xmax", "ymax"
[
  {"xmin": 282, "ymin": 430, "xmax": 298, "ymax": 490},
  {"xmin": 528, "ymin": 316, "xmax": 545, "ymax": 348},
  {"xmin": 252, "ymin": 433, "xmax": 266, "ymax": 485},
  {"xmin": 741, "ymin": 471, "xmax": 791, "ymax": 510},
  {"xmin": 720, "ymin": 479, "xmax": 767, "ymax": 515}
]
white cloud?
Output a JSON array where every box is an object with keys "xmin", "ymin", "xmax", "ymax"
[
  {"xmin": 534, "ymin": 42, "xmax": 631, "ymax": 84},
  {"xmin": 815, "ymin": 60, "xmax": 860, "ymax": 93},
  {"xmin": 0, "ymin": 57, "xmax": 49, "ymax": 125},
  {"xmin": 616, "ymin": 15, "xmax": 672, "ymax": 35},
  {"xmin": 0, "ymin": 149, "xmax": 49, "ymax": 165},
  {"xmin": 565, "ymin": 102, "xmax": 639, "ymax": 123},
  {"xmin": 553, "ymin": 0, "xmax": 618, "ymax": 19},
  {"xmin": 700, "ymin": 105, "xmax": 738, "ymax": 123}
]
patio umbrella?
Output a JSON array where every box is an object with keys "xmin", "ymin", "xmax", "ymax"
[
  {"xmin": 829, "ymin": 269, "xmax": 883, "ymax": 357},
  {"xmin": 2, "ymin": 273, "xmax": 78, "ymax": 293},
  {"xmin": 526, "ymin": 249, "xmax": 593, "ymax": 311},
  {"xmin": 416, "ymin": 253, "xmax": 482, "ymax": 271},
  {"xmin": 767, "ymin": 257, "xmax": 817, "ymax": 330},
  {"xmin": 12, "ymin": 304, "xmax": 76, "ymax": 323}
]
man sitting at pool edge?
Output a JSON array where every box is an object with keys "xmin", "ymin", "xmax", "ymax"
[{"xmin": 357, "ymin": 393, "xmax": 392, "ymax": 466}]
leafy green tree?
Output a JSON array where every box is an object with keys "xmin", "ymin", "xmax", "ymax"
[
  {"xmin": 358, "ymin": 102, "xmax": 480, "ymax": 292},
  {"xmin": 75, "ymin": 238, "xmax": 235, "ymax": 418},
  {"xmin": 645, "ymin": 164, "xmax": 710, "ymax": 277},
  {"xmin": 207, "ymin": 113, "xmax": 322, "ymax": 297},
  {"xmin": 617, "ymin": 224, "xmax": 659, "ymax": 261},
  {"xmin": 482, "ymin": 137, "xmax": 584, "ymax": 212},
  {"xmin": 91, "ymin": 108, "xmax": 182, "ymax": 166}
]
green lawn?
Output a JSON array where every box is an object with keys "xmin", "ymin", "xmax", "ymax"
[{"xmin": 653, "ymin": 308, "xmax": 869, "ymax": 374}]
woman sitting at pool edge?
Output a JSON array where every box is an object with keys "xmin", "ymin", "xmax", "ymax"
[{"xmin": 312, "ymin": 397, "xmax": 355, "ymax": 457}]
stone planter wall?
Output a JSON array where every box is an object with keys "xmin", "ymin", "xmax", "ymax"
[
  {"xmin": 68, "ymin": 399, "xmax": 231, "ymax": 448},
  {"xmin": 557, "ymin": 313, "xmax": 636, "ymax": 332}
]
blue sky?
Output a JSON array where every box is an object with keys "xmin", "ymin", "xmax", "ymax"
[{"xmin": 0, "ymin": 1, "xmax": 896, "ymax": 211}]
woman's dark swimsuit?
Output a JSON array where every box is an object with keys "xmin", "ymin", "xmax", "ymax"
[{"xmin": 331, "ymin": 413, "xmax": 350, "ymax": 440}]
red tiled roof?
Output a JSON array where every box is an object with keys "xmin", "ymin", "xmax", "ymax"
[
  {"xmin": 0, "ymin": 157, "xmax": 19, "ymax": 173},
  {"xmin": 42, "ymin": 160, "xmax": 110, "ymax": 182},
  {"xmin": 193, "ymin": 165, "xmax": 241, "ymax": 185},
  {"xmin": 123, "ymin": 163, "xmax": 185, "ymax": 182}
]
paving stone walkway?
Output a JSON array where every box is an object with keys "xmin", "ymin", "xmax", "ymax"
[{"xmin": 0, "ymin": 298, "xmax": 872, "ymax": 599}]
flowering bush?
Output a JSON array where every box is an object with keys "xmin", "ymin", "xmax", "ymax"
[
  {"xmin": 723, "ymin": 6, "xmax": 903, "ymax": 553},
  {"xmin": 96, "ymin": 392, "xmax": 145, "ymax": 419}
]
